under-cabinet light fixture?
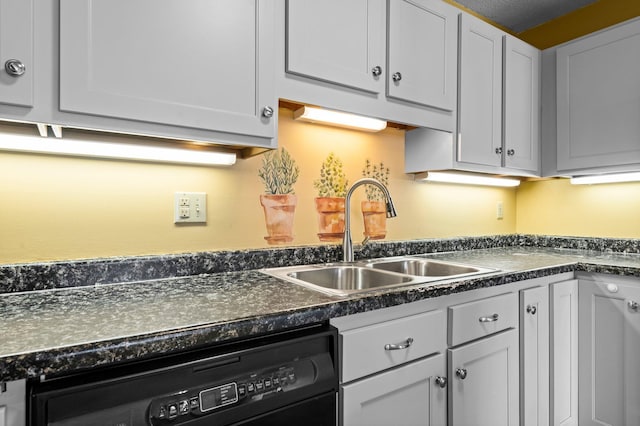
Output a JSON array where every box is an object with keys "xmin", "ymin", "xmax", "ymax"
[
  {"xmin": 570, "ymin": 172, "xmax": 640, "ymax": 185},
  {"xmin": 0, "ymin": 132, "xmax": 237, "ymax": 166},
  {"xmin": 415, "ymin": 171, "xmax": 521, "ymax": 187},
  {"xmin": 293, "ymin": 106, "xmax": 387, "ymax": 132}
]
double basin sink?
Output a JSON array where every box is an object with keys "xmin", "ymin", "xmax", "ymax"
[{"xmin": 262, "ymin": 256, "xmax": 496, "ymax": 297}]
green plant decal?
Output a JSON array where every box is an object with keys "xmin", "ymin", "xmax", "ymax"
[
  {"xmin": 313, "ymin": 153, "xmax": 348, "ymax": 197},
  {"xmin": 362, "ymin": 159, "xmax": 390, "ymax": 201},
  {"xmin": 258, "ymin": 148, "xmax": 299, "ymax": 194}
]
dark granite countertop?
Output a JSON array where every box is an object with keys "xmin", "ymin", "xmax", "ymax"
[{"xmin": 2, "ymin": 245, "xmax": 640, "ymax": 382}]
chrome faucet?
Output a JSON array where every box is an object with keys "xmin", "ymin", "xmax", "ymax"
[{"xmin": 342, "ymin": 178, "xmax": 397, "ymax": 262}]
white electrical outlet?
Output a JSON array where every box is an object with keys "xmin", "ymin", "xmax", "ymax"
[
  {"xmin": 174, "ymin": 192, "xmax": 207, "ymax": 224},
  {"xmin": 496, "ymin": 201, "xmax": 504, "ymax": 220}
]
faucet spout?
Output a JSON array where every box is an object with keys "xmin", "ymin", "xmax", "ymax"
[{"xmin": 342, "ymin": 178, "xmax": 397, "ymax": 263}]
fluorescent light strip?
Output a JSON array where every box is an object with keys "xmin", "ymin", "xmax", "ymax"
[
  {"xmin": 0, "ymin": 133, "xmax": 236, "ymax": 166},
  {"xmin": 570, "ymin": 172, "xmax": 640, "ymax": 185},
  {"xmin": 294, "ymin": 106, "xmax": 387, "ymax": 132},
  {"xmin": 418, "ymin": 171, "xmax": 520, "ymax": 187}
]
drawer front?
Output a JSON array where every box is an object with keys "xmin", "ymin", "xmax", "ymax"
[
  {"xmin": 341, "ymin": 309, "xmax": 445, "ymax": 383},
  {"xmin": 448, "ymin": 292, "xmax": 517, "ymax": 346}
]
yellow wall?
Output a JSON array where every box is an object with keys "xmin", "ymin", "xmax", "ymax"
[
  {"xmin": 516, "ymin": 179, "xmax": 640, "ymax": 238},
  {"xmin": 0, "ymin": 109, "xmax": 516, "ymax": 264},
  {"xmin": 447, "ymin": 0, "xmax": 640, "ymax": 49},
  {"xmin": 518, "ymin": 0, "xmax": 640, "ymax": 49}
]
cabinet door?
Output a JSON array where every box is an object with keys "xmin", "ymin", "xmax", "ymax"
[
  {"xmin": 387, "ymin": 0, "xmax": 457, "ymax": 111},
  {"xmin": 556, "ymin": 19, "xmax": 640, "ymax": 172},
  {"xmin": 520, "ymin": 287, "xmax": 550, "ymax": 426},
  {"xmin": 59, "ymin": 0, "xmax": 275, "ymax": 139},
  {"xmin": 0, "ymin": 0, "xmax": 33, "ymax": 107},
  {"xmin": 286, "ymin": 0, "xmax": 384, "ymax": 94},
  {"xmin": 341, "ymin": 354, "xmax": 446, "ymax": 426},
  {"xmin": 578, "ymin": 277, "xmax": 640, "ymax": 426},
  {"xmin": 458, "ymin": 13, "xmax": 503, "ymax": 168},
  {"xmin": 449, "ymin": 329, "xmax": 519, "ymax": 426},
  {"xmin": 550, "ymin": 280, "xmax": 578, "ymax": 426},
  {"xmin": 504, "ymin": 36, "xmax": 540, "ymax": 173}
]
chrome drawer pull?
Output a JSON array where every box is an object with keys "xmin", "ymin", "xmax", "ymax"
[
  {"xmin": 384, "ymin": 337, "xmax": 414, "ymax": 351},
  {"xmin": 479, "ymin": 313, "xmax": 499, "ymax": 323}
]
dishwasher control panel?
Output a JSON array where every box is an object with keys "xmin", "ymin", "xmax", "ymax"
[{"xmin": 148, "ymin": 363, "xmax": 305, "ymax": 425}]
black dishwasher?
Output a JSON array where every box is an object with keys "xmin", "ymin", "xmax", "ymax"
[{"xmin": 29, "ymin": 324, "xmax": 337, "ymax": 426}]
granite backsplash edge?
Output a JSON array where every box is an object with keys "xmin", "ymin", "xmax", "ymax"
[{"xmin": 2, "ymin": 234, "xmax": 638, "ymax": 293}]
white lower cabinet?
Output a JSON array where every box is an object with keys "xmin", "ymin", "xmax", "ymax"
[
  {"xmin": 341, "ymin": 354, "xmax": 447, "ymax": 426},
  {"xmin": 447, "ymin": 292, "xmax": 519, "ymax": 426},
  {"xmin": 0, "ymin": 380, "xmax": 25, "ymax": 426},
  {"xmin": 333, "ymin": 271, "xmax": 640, "ymax": 426},
  {"xmin": 550, "ymin": 279, "xmax": 579, "ymax": 426},
  {"xmin": 334, "ymin": 307, "xmax": 446, "ymax": 426},
  {"xmin": 520, "ymin": 286, "xmax": 550, "ymax": 426},
  {"xmin": 448, "ymin": 329, "xmax": 519, "ymax": 426},
  {"xmin": 577, "ymin": 274, "xmax": 640, "ymax": 426}
]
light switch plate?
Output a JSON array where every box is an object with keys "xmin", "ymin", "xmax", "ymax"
[{"xmin": 174, "ymin": 192, "xmax": 207, "ymax": 224}]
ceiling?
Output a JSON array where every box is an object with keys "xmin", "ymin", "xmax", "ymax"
[{"xmin": 455, "ymin": 0, "xmax": 600, "ymax": 33}]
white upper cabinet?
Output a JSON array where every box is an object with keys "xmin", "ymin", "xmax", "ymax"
[
  {"xmin": 457, "ymin": 13, "xmax": 504, "ymax": 169},
  {"xmin": 0, "ymin": 0, "xmax": 34, "ymax": 108},
  {"xmin": 281, "ymin": 0, "xmax": 458, "ymax": 130},
  {"xmin": 406, "ymin": 13, "xmax": 541, "ymax": 177},
  {"xmin": 504, "ymin": 36, "xmax": 540, "ymax": 173},
  {"xmin": 286, "ymin": 0, "xmax": 384, "ymax": 94},
  {"xmin": 556, "ymin": 18, "xmax": 640, "ymax": 173},
  {"xmin": 58, "ymin": 0, "xmax": 276, "ymax": 143},
  {"xmin": 387, "ymin": 0, "xmax": 457, "ymax": 110}
]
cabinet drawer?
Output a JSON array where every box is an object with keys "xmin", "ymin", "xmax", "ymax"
[
  {"xmin": 448, "ymin": 292, "xmax": 517, "ymax": 346},
  {"xmin": 340, "ymin": 309, "xmax": 445, "ymax": 383}
]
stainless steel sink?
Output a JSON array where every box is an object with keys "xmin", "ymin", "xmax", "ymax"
[
  {"xmin": 286, "ymin": 266, "xmax": 414, "ymax": 296},
  {"xmin": 363, "ymin": 258, "xmax": 494, "ymax": 278},
  {"xmin": 261, "ymin": 257, "xmax": 497, "ymax": 297}
]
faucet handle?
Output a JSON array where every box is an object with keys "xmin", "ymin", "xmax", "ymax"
[{"xmin": 361, "ymin": 236, "xmax": 371, "ymax": 246}]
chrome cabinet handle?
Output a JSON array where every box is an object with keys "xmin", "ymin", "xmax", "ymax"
[
  {"xmin": 372, "ymin": 65, "xmax": 382, "ymax": 77},
  {"xmin": 435, "ymin": 376, "xmax": 447, "ymax": 388},
  {"xmin": 456, "ymin": 368, "xmax": 468, "ymax": 380},
  {"xmin": 495, "ymin": 147, "xmax": 503, "ymax": 155},
  {"xmin": 5, "ymin": 59, "xmax": 25, "ymax": 77},
  {"xmin": 384, "ymin": 337, "xmax": 414, "ymax": 351},
  {"xmin": 526, "ymin": 305, "xmax": 537, "ymax": 315},
  {"xmin": 629, "ymin": 300, "xmax": 639, "ymax": 311},
  {"xmin": 479, "ymin": 313, "xmax": 499, "ymax": 323},
  {"xmin": 392, "ymin": 72, "xmax": 402, "ymax": 82},
  {"xmin": 262, "ymin": 106, "xmax": 274, "ymax": 118},
  {"xmin": 507, "ymin": 149, "xmax": 515, "ymax": 156}
]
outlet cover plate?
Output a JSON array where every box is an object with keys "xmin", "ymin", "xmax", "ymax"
[{"xmin": 174, "ymin": 192, "xmax": 207, "ymax": 224}]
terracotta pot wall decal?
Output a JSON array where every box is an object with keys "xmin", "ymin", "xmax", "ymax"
[
  {"xmin": 257, "ymin": 148, "xmax": 299, "ymax": 245},
  {"xmin": 315, "ymin": 197, "xmax": 345, "ymax": 242},
  {"xmin": 361, "ymin": 159, "xmax": 390, "ymax": 240},
  {"xmin": 361, "ymin": 200, "xmax": 387, "ymax": 240},
  {"xmin": 260, "ymin": 194, "xmax": 297, "ymax": 244},
  {"xmin": 313, "ymin": 152, "xmax": 349, "ymax": 242}
]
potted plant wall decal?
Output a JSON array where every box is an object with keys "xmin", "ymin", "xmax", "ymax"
[
  {"xmin": 258, "ymin": 148, "xmax": 299, "ymax": 245},
  {"xmin": 313, "ymin": 153, "xmax": 349, "ymax": 242},
  {"xmin": 361, "ymin": 159, "xmax": 391, "ymax": 240}
]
